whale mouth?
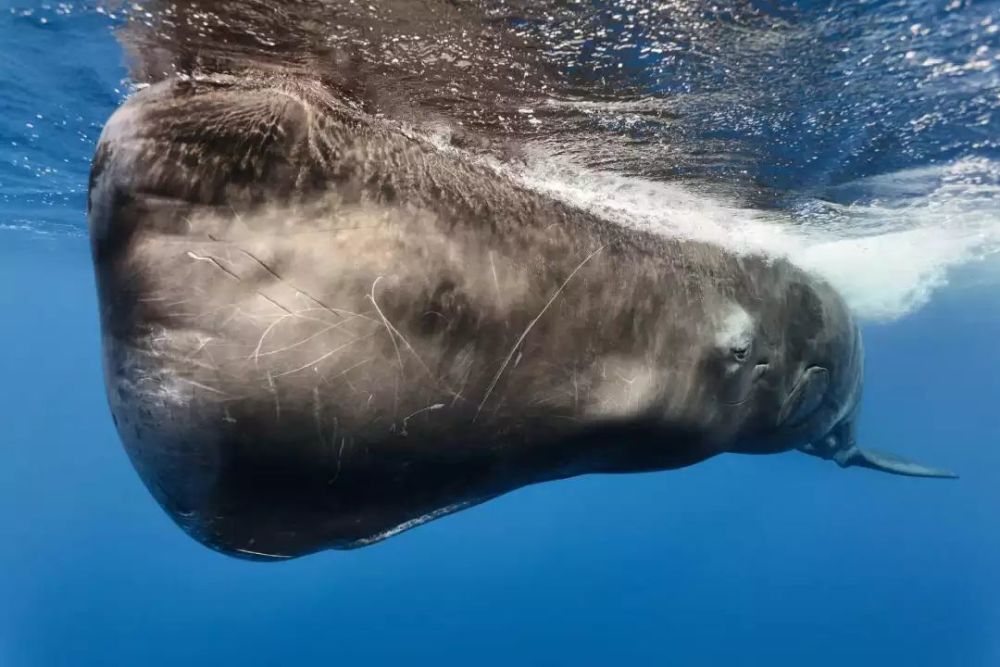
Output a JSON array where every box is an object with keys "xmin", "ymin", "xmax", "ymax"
[
  {"xmin": 777, "ymin": 365, "xmax": 830, "ymax": 428},
  {"xmin": 721, "ymin": 362, "xmax": 771, "ymax": 406}
]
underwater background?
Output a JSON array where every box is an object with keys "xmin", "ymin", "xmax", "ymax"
[{"xmin": 1, "ymin": 0, "xmax": 999, "ymax": 664}]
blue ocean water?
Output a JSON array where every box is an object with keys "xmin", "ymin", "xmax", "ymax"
[{"xmin": 1, "ymin": 1, "xmax": 999, "ymax": 665}]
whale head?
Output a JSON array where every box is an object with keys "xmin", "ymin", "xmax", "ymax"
[{"xmin": 725, "ymin": 272, "xmax": 957, "ymax": 479}]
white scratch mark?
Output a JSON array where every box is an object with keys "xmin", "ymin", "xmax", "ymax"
[
  {"xmin": 489, "ymin": 250, "xmax": 503, "ymax": 305},
  {"xmin": 273, "ymin": 333, "xmax": 377, "ymax": 378},
  {"xmin": 368, "ymin": 276, "xmax": 405, "ymax": 370},
  {"xmin": 475, "ymin": 245, "xmax": 605, "ymax": 420},
  {"xmin": 177, "ymin": 378, "xmax": 229, "ymax": 396},
  {"xmin": 400, "ymin": 403, "xmax": 446, "ymax": 436},
  {"xmin": 367, "ymin": 276, "xmax": 441, "ymax": 386}
]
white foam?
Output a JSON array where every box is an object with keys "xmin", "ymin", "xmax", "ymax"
[
  {"xmin": 512, "ymin": 153, "xmax": 1000, "ymax": 322},
  {"xmin": 795, "ymin": 223, "xmax": 989, "ymax": 321}
]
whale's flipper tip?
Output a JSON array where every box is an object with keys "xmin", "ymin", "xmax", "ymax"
[{"xmin": 840, "ymin": 446, "xmax": 959, "ymax": 479}]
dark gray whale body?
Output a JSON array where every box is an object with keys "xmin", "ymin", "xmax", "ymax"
[{"xmin": 89, "ymin": 73, "xmax": 955, "ymax": 560}]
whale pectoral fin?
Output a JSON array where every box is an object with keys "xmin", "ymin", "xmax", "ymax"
[
  {"xmin": 777, "ymin": 366, "xmax": 830, "ymax": 427},
  {"xmin": 834, "ymin": 446, "xmax": 959, "ymax": 479}
]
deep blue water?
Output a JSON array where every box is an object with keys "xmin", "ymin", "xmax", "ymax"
[{"xmin": 2, "ymin": 2, "xmax": 999, "ymax": 665}]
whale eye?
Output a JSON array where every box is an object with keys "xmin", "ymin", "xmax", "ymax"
[{"xmin": 714, "ymin": 302, "xmax": 755, "ymax": 366}]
